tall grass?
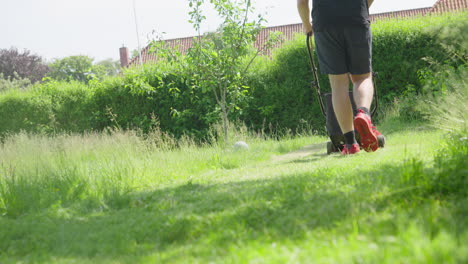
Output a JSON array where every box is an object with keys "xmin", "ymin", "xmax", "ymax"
[
  {"xmin": 0, "ymin": 128, "xmax": 320, "ymax": 218},
  {"xmin": 1, "ymin": 125, "xmax": 466, "ymax": 263}
]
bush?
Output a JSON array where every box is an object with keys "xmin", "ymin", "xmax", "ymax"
[{"xmin": 0, "ymin": 73, "xmax": 32, "ymax": 92}]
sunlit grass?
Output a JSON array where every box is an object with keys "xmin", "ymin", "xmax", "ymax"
[
  {"xmin": 0, "ymin": 123, "xmax": 466, "ymax": 263},
  {"xmin": 0, "ymin": 130, "xmax": 321, "ymax": 216}
]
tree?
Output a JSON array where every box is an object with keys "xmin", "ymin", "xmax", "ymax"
[
  {"xmin": 0, "ymin": 47, "xmax": 49, "ymax": 83},
  {"xmin": 48, "ymin": 55, "xmax": 97, "ymax": 83},
  {"xmin": 95, "ymin": 59, "xmax": 120, "ymax": 76},
  {"xmin": 185, "ymin": 0, "xmax": 280, "ymax": 140}
]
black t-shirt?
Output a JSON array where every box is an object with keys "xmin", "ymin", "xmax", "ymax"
[{"xmin": 312, "ymin": 0, "xmax": 370, "ymax": 31}]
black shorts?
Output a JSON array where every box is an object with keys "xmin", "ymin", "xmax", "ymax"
[{"xmin": 314, "ymin": 25, "xmax": 372, "ymax": 75}]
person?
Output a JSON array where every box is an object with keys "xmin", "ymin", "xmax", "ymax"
[{"xmin": 297, "ymin": 0, "xmax": 382, "ymax": 155}]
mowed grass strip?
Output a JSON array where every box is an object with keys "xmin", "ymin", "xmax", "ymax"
[{"xmin": 0, "ymin": 129, "xmax": 466, "ymax": 263}]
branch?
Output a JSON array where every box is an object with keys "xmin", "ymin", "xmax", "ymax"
[
  {"xmin": 242, "ymin": 32, "xmax": 283, "ymax": 75},
  {"xmin": 213, "ymin": 84, "xmax": 221, "ymax": 106},
  {"xmin": 242, "ymin": 48, "xmax": 262, "ymax": 75},
  {"xmin": 237, "ymin": 0, "xmax": 251, "ymax": 50}
]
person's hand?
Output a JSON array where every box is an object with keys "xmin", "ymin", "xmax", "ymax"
[{"xmin": 303, "ymin": 23, "xmax": 313, "ymax": 35}]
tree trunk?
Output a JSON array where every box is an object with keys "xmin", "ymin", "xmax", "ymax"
[{"xmin": 220, "ymin": 102, "xmax": 229, "ymax": 142}]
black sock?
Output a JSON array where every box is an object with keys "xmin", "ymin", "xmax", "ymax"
[
  {"xmin": 344, "ymin": 131, "xmax": 357, "ymax": 148},
  {"xmin": 358, "ymin": 107, "xmax": 370, "ymax": 116}
]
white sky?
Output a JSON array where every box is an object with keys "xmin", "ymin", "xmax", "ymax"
[{"xmin": 1, "ymin": 0, "xmax": 438, "ymax": 62}]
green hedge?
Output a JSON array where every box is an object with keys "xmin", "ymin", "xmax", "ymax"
[
  {"xmin": 242, "ymin": 12, "xmax": 467, "ymax": 133},
  {"xmin": 0, "ymin": 12, "xmax": 465, "ymax": 138},
  {"xmin": 244, "ymin": 39, "xmax": 322, "ymax": 133},
  {"xmin": 89, "ymin": 66, "xmax": 217, "ymax": 138},
  {"xmin": 0, "ymin": 64, "xmax": 218, "ymax": 139},
  {"xmin": 0, "ymin": 91, "xmax": 53, "ymax": 135}
]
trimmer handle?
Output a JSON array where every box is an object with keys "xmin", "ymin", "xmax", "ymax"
[{"xmin": 306, "ymin": 33, "xmax": 327, "ymax": 117}]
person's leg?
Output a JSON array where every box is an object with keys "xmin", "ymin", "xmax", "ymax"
[
  {"xmin": 345, "ymin": 25, "xmax": 373, "ymax": 111},
  {"xmin": 351, "ymin": 72, "xmax": 373, "ymax": 111},
  {"xmin": 351, "ymin": 72, "xmax": 380, "ymax": 152},
  {"xmin": 345, "ymin": 25, "xmax": 381, "ymax": 152},
  {"xmin": 329, "ymin": 74, "xmax": 359, "ymax": 154},
  {"xmin": 329, "ymin": 74, "xmax": 353, "ymax": 134}
]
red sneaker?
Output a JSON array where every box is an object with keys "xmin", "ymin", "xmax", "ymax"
[
  {"xmin": 341, "ymin": 144, "xmax": 360, "ymax": 155},
  {"xmin": 354, "ymin": 109, "xmax": 379, "ymax": 152}
]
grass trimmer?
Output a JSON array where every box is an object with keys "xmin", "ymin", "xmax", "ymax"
[{"xmin": 306, "ymin": 33, "xmax": 385, "ymax": 154}]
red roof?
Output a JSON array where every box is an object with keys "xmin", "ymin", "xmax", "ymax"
[
  {"xmin": 430, "ymin": 0, "xmax": 468, "ymax": 14},
  {"xmin": 127, "ymin": 0, "xmax": 467, "ymax": 66},
  {"xmin": 369, "ymin": 7, "xmax": 431, "ymax": 21},
  {"xmin": 129, "ymin": 36, "xmax": 195, "ymax": 66}
]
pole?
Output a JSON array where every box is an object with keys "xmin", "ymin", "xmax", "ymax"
[{"xmin": 132, "ymin": 0, "xmax": 143, "ymax": 66}]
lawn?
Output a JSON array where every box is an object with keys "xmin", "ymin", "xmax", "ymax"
[{"xmin": 0, "ymin": 122, "xmax": 466, "ymax": 263}]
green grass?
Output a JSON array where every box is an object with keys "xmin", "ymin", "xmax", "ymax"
[{"xmin": 0, "ymin": 124, "xmax": 466, "ymax": 263}]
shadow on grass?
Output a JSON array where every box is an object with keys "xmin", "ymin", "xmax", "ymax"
[
  {"xmin": 0, "ymin": 160, "xmax": 465, "ymax": 263},
  {"xmin": 286, "ymin": 152, "xmax": 329, "ymax": 163}
]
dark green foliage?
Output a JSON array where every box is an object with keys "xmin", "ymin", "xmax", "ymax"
[
  {"xmin": 90, "ymin": 65, "xmax": 218, "ymax": 139},
  {"xmin": 372, "ymin": 21, "xmax": 447, "ymax": 102},
  {"xmin": 244, "ymin": 37, "xmax": 325, "ymax": 133}
]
